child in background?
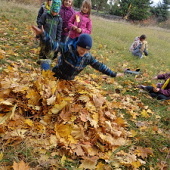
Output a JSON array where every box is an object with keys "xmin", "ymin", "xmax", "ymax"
[
  {"xmin": 52, "ymin": 0, "xmax": 75, "ymax": 59},
  {"xmin": 36, "ymin": 0, "xmax": 53, "ymax": 25},
  {"xmin": 66, "ymin": 0, "xmax": 92, "ymax": 45},
  {"xmin": 32, "ymin": 26, "xmax": 124, "ymax": 80},
  {"xmin": 37, "ymin": 0, "xmax": 62, "ymax": 59},
  {"xmin": 129, "ymin": 34, "xmax": 148, "ymax": 58},
  {"xmin": 138, "ymin": 72, "xmax": 170, "ymax": 100},
  {"xmin": 59, "ymin": 0, "xmax": 75, "ymax": 43}
]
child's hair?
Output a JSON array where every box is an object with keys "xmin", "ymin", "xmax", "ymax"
[
  {"xmin": 140, "ymin": 34, "xmax": 146, "ymax": 41},
  {"xmin": 62, "ymin": 0, "xmax": 73, "ymax": 6},
  {"xmin": 81, "ymin": 0, "xmax": 92, "ymax": 16}
]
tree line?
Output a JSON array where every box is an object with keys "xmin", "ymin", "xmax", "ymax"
[{"xmin": 74, "ymin": 0, "xmax": 169, "ymax": 22}]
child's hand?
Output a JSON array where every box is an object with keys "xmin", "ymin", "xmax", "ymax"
[
  {"xmin": 64, "ymin": 28, "xmax": 69, "ymax": 32},
  {"xmin": 72, "ymin": 26, "xmax": 77, "ymax": 30},
  {"xmin": 32, "ymin": 25, "xmax": 44, "ymax": 35},
  {"xmin": 153, "ymin": 87, "xmax": 160, "ymax": 92},
  {"xmin": 116, "ymin": 73, "xmax": 124, "ymax": 77},
  {"xmin": 76, "ymin": 28, "xmax": 82, "ymax": 33},
  {"xmin": 152, "ymin": 76, "xmax": 158, "ymax": 80}
]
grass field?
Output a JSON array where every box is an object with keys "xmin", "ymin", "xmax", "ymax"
[{"xmin": 0, "ymin": 0, "xmax": 170, "ymax": 169}]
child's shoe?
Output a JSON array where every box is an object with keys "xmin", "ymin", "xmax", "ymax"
[{"xmin": 37, "ymin": 59, "xmax": 51, "ymax": 70}]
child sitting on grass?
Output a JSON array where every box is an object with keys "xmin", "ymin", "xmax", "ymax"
[
  {"xmin": 32, "ymin": 26, "xmax": 124, "ymax": 80},
  {"xmin": 138, "ymin": 72, "xmax": 170, "ymax": 100},
  {"xmin": 129, "ymin": 34, "xmax": 148, "ymax": 59}
]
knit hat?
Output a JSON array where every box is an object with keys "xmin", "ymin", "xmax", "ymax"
[
  {"xmin": 76, "ymin": 34, "xmax": 92, "ymax": 50},
  {"xmin": 51, "ymin": 0, "xmax": 61, "ymax": 13}
]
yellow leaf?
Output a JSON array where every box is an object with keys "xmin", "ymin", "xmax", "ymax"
[
  {"xmin": 0, "ymin": 152, "xmax": 3, "ymax": 161},
  {"xmin": 61, "ymin": 155, "xmax": 66, "ymax": 166},
  {"xmin": 114, "ymin": 117, "xmax": 126, "ymax": 127},
  {"xmin": 25, "ymin": 119, "xmax": 33, "ymax": 127},
  {"xmin": 129, "ymin": 130, "xmax": 137, "ymax": 137},
  {"xmin": 26, "ymin": 89, "xmax": 40, "ymax": 105},
  {"xmin": 55, "ymin": 124, "xmax": 71, "ymax": 138},
  {"xmin": 141, "ymin": 110, "xmax": 150, "ymax": 118},
  {"xmin": 131, "ymin": 161, "xmax": 141, "ymax": 168},
  {"xmin": 50, "ymin": 100, "xmax": 68, "ymax": 114}
]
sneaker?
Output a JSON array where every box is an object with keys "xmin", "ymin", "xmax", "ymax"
[
  {"xmin": 37, "ymin": 59, "xmax": 51, "ymax": 70},
  {"xmin": 37, "ymin": 59, "xmax": 51, "ymax": 65}
]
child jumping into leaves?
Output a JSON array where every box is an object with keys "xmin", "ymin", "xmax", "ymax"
[
  {"xmin": 138, "ymin": 72, "xmax": 170, "ymax": 100},
  {"xmin": 37, "ymin": 0, "xmax": 62, "ymax": 59},
  {"xmin": 32, "ymin": 26, "xmax": 124, "ymax": 80},
  {"xmin": 66, "ymin": 0, "xmax": 92, "ymax": 45},
  {"xmin": 59, "ymin": 0, "xmax": 75, "ymax": 43}
]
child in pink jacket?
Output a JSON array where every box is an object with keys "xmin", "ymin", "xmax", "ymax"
[{"xmin": 66, "ymin": 0, "xmax": 92, "ymax": 45}]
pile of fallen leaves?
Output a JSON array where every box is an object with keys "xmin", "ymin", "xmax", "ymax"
[{"xmin": 0, "ymin": 64, "xmax": 155, "ymax": 169}]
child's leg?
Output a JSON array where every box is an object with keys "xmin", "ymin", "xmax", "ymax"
[
  {"xmin": 132, "ymin": 49, "xmax": 143, "ymax": 58},
  {"xmin": 60, "ymin": 35, "xmax": 68, "ymax": 43},
  {"xmin": 157, "ymin": 94, "xmax": 170, "ymax": 100}
]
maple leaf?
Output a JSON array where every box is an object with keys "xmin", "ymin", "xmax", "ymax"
[
  {"xmin": 141, "ymin": 110, "xmax": 150, "ymax": 118},
  {"xmin": 79, "ymin": 157, "xmax": 98, "ymax": 169},
  {"xmin": 134, "ymin": 147, "xmax": 153, "ymax": 159},
  {"xmin": 71, "ymin": 124, "xmax": 84, "ymax": 140},
  {"xmin": 26, "ymin": 89, "xmax": 40, "ymax": 105},
  {"xmin": 12, "ymin": 160, "xmax": 29, "ymax": 170},
  {"xmin": 0, "ymin": 104, "xmax": 16, "ymax": 124},
  {"xmin": 72, "ymin": 144, "xmax": 85, "ymax": 156},
  {"xmin": 47, "ymin": 95, "xmax": 56, "ymax": 105},
  {"xmin": 55, "ymin": 123, "xmax": 71, "ymax": 138},
  {"xmin": 114, "ymin": 117, "xmax": 126, "ymax": 127},
  {"xmin": 92, "ymin": 94, "xmax": 105, "ymax": 108},
  {"xmin": 50, "ymin": 100, "xmax": 69, "ymax": 114}
]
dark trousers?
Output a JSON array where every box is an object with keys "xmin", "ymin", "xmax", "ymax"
[{"xmin": 145, "ymin": 86, "xmax": 170, "ymax": 100}]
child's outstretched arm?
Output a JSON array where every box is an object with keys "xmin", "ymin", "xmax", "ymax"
[
  {"xmin": 32, "ymin": 25, "xmax": 44, "ymax": 35},
  {"xmin": 89, "ymin": 55, "xmax": 124, "ymax": 77},
  {"xmin": 32, "ymin": 25, "xmax": 59, "ymax": 52}
]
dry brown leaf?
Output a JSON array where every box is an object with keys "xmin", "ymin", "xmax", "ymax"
[{"xmin": 12, "ymin": 160, "xmax": 29, "ymax": 170}]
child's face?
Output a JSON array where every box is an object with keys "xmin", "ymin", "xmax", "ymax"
[
  {"xmin": 63, "ymin": 0, "xmax": 72, "ymax": 7},
  {"xmin": 81, "ymin": 4, "xmax": 89, "ymax": 14},
  {"xmin": 77, "ymin": 46, "xmax": 90, "ymax": 57},
  {"xmin": 51, "ymin": 11, "xmax": 59, "ymax": 16},
  {"xmin": 47, "ymin": 0, "xmax": 52, "ymax": 6}
]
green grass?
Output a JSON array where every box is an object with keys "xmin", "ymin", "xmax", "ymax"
[{"xmin": 0, "ymin": 0, "xmax": 170, "ymax": 169}]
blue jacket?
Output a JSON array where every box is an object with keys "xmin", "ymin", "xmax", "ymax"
[{"xmin": 41, "ymin": 32, "xmax": 117, "ymax": 80}]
